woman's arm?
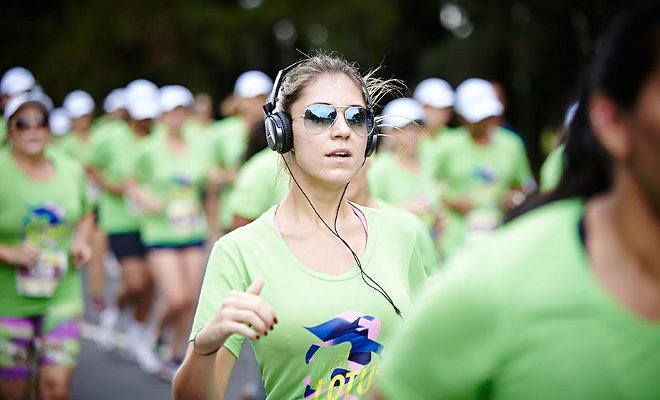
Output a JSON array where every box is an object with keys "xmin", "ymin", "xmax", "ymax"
[
  {"xmin": 172, "ymin": 278, "xmax": 276, "ymax": 400},
  {"xmin": 172, "ymin": 344, "xmax": 237, "ymax": 400}
]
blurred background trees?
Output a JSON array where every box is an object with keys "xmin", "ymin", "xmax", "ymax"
[{"xmin": 0, "ymin": 0, "xmax": 630, "ymax": 171}]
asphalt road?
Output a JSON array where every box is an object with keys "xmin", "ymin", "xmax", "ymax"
[{"xmin": 71, "ymin": 334, "xmax": 265, "ymax": 400}]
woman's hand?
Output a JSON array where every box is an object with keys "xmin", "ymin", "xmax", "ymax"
[
  {"xmin": 0, "ymin": 244, "xmax": 40, "ymax": 267},
  {"xmin": 72, "ymin": 239, "xmax": 92, "ymax": 267},
  {"xmin": 193, "ymin": 278, "xmax": 277, "ymax": 356}
]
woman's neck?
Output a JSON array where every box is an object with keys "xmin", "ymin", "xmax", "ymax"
[
  {"xmin": 280, "ymin": 179, "xmax": 351, "ymax": 229},
  {"xmin": 608, "ymin": 169, "xmax": 660, "ymax": 278},
  {"xmin": 73, "ymin": 128, "xmax": 90, "ymax": 142},
  {"xmin": 12, "ymin": 150, "xmax": 53, "ymax": 180}
]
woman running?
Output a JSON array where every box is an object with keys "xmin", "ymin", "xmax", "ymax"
[{"xmin": 173, "ymin": 53, "xmax": 427, "ymax": 400}]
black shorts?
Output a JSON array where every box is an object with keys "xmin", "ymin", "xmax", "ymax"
[
  {"xmin": 145, "ymin": 240, "xmax": 206, "ymax": 252},
  {"xmin": 108, "ymin": 232, "xmax": 146, "ymax": 261}
]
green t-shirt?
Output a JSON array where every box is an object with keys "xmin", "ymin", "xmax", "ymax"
[
  {"xmin": 191, "ymin": 205, "xmax": 428, "ymax": 399},
  {"xmin": 0, "ymin": 148, "xmax": 90, "ymax": 320},
  {"xmin": 377, "ymin": 198, "xmax": 660, "ymax": 399},
  {"xmin": 133, "ymin": 135, "xmax": 211, "ymax": 246},
  {"xmin": 540, "ymin": 144, "xmax": 565, "ymax": 192},
  {"xmin": 55, "ymin": 133, "xmax": 94, "ymax": 165},
  {"xmin": 91, "ymin": 116, "xmax": 129, "ymax": 144},
  {"xmin": 368, "ymin": 152, "xmax": 439, "ymax": 230},
  {"xmin": 89, "ymin": 125, "xmax": 152, "ymax": 234},
  {"xmin": 227, "ymin": 148, "xmax": 289, "ymax": 222},
  {"xmin": 434, "ymin": 127, "xmax": 534, "ymax": 257},
  {"xmin": 376, "ymin": 200, "xmax": 440, "ymax": 277},
  {"xmin": 417, "ymin": 126, "xmax": 456, "ymax": 175}
]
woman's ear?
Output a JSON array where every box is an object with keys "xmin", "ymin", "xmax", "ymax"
[{"xmin": 588, "ymin": 92, "xmax": 632, "ymax": 161}]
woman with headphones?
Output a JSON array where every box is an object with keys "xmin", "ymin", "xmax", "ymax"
[{"xmin": 173, "ymin": 53, "xmax": 427, "ymax": 399}]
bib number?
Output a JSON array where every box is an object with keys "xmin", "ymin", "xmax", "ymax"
[
  {"xmin": 16, "ymin": 248, "xmax": 68, "ymax": 298},
  {"xmin": 465, "ymin": 209, "xmax": 500, "ymax": 245}
]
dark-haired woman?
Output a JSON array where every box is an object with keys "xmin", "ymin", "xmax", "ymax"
[
  {"xmin": 173, "ymin": 54, "xmax": 427, "ymax": 400},
  {"xmin": 374, "ymin": 4, "xmax": 660, "ymax": 399}
]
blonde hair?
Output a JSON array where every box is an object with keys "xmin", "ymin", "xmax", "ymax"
[{"xmin": 278, "ymin": 51, "xmax": 402, "ymax": 116}]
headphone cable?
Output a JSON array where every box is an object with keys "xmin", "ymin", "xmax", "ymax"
[{"xmin": 281, "ymin": 155, "xmax": 402, "ymax": 317}]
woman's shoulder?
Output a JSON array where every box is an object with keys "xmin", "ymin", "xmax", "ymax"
[
  {"xmin": 446, "ymin": 198, "xmax": 585, "ymax": 276},
  {"xmin": 214, "ymin": 206, "xmax": 278, "ymax": 248}
]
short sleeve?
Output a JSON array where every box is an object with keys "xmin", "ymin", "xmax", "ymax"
[
  {"xmin": 377, "ymin": 255, "xmax": 505, "ymax": 399},
  {"xmin": 189, "ymin": 238, "xmax": 250, "ymax": 358}
]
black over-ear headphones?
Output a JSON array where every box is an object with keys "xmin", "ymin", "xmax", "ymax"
[{"xmin": 262, "ymin": 60, "xmax": 379, "ymax": 157}]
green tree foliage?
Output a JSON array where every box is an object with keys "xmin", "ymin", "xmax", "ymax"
[{"xmin": 0, "ymin": 0, "xmax": 630, "ymax": 169}]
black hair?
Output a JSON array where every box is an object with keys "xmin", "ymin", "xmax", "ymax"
[{"xmin": 506, "ymin": 2, "xmax": 660, "ymax": 220}]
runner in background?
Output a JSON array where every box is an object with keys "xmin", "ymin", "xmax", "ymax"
[
  {"xmin": 130, "ymin": 84, "xmax": 211, "ymax": 380},
  {"xmin": 0, "ymin": 90, "xmax": 93, "ymax": 399},
  {"xmin": 348, "ymin": 156, "xmax": 440, "ymax": 277},
  {"xmin": 434, "ymin": 78, "xmax": 534, "ymax": 259},
  {"xmin": 374, "ymin": 4, "xmax": 660, "ymax": 398},
  {"xmin": 368, "ymin": 97, "xmax": 440, "ymax": 232},
  {"xmin": 412, "ymin": 77, "xmax": 455, "ymax": 172},
  {"xmin": 87, "ymin": 79, "xmax": 160, "ymax": 373},
  {"xmin": 227, "ymin": 120, "xmax": 289, "ymax": 230},
  {"xmin": 207, "ymin": 71, "xmax": 273, "ymax": 236},
  {"xmin": 93, "ymin": 88, "xmax": 129, "ymax": 144},
  {"xmin": 0, "ymin": 67, "xmax": 36, "ymax": 144},
  {"xmin": 56, "ymin": 90, "xmax": 110, "ymax": 319}
]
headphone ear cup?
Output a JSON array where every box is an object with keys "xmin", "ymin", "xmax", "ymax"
[
  {"xmin": 277, "ymin": 111, "xmax": 294, "ymax": 154},
  {"xmin": 264, "ymin": 112, "xmax": 293, "ymax": 154},
  {"xmin": 365, "ymin": 126, "xmax": 379, "ymax": 157}
]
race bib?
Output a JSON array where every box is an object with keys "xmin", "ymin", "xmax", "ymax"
[
  {"xmin": 167, "ymin": 198, "xmax": 203, "ymax": 235},
  {"xmin": 465, "ymin": 209, "xmax": 500, "ymax": 245},
  {"xmin": 16, "ymin": 248, "xmax": 68, "ymax": 298}
]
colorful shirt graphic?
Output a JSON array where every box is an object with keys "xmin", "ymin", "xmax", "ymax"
[
  {"xmin": 17, "ymin": 204, "xmax": 69, "ymax": 298},
  {"xmin": 303, "ymin": 312, "xmax": 383, "ymax": 399}
]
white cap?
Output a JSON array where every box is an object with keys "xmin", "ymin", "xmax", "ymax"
[
  {"xmin": 160, "ymin": 85, "xmax": 194, "ymax": 113},
  {"xmin": 125, "ymin": 79, "xmax": 160, "ymax": 102},
  {"xmin": 63, "ymin": 90, "xmax": 95, "ymax": 119},
  {"xmin": 49, "ymin": 108, "xmax": 72, "ymax": 136},
  {"xmin": 413, "ymin": 78, "xmax": 454, "ymax": 108},
  {"xmin": 125, "ymin": 79, "xmax": 161, "ymax": 120},
  {"xmin": 1, "ymin": 67, "xmax": 36, "ymax": 97},
  {"xmin": 381, "ymin": 97, "xmax": 426, "ymax": 129},
  {"xmin": 234, "ymin": 70, "xmax": 273, "ymax": 98},
  {"xmin": 103, "ymin": 88, "xmax": 126, "ymax": 113},
  {"xmin": 4, "ymin": 89, "xmax": 53, "ymax": 120},
  {"xmin": 454, "ymin": 78, "xmax": 503, "ymax": 123}
]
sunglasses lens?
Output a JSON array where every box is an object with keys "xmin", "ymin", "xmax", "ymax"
[
  {"xmin": 304, "ymin": 104, "xmax": 337, "ymax": 133},
  {"xmin": 345, "ymin": 107, "xmax": 373, "ymax": 136},
  {"xmin": 15, "ymin": 118, "xmax": 47, "ymax": 130}
]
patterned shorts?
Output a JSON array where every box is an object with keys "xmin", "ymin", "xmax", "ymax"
[{"xmin": 0, "ymin": 315, "xmax": 81, "ymax": 379}]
